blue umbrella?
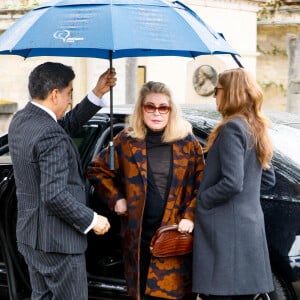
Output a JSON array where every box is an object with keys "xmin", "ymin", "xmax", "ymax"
[
  {"xmin": 0, "ymin": 0, "xmax": 241, "ymax": 168},
  {"xmin": 0, "ymin": 0, "xmax": 239, "ymax": 60}
]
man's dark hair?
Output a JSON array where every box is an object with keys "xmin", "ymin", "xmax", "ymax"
[{"xmin": 28, "ymin": 62, "xmax": 75, "ymax": 100}]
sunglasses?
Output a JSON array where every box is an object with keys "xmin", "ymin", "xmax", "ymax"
[
  {"xmin": 214, "ymin": 87, "xmax": 223, "ymax": 96},
  {"xmin": 143, "ymin": 104, "xmax": 171, "ymax": 114}
]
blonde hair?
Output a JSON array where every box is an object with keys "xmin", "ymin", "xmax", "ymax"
[
  {"xmin": 206, "ymin": 68, "xmax": 273, "ymax": 169},
  {"xmin": 126, "ymin": 81, "xmax": 192, "ymax": 143}
]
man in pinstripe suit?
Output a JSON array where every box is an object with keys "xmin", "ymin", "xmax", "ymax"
[{"xmin": 8, "ymin": 62, "xmax": 116, "ymax": 299}]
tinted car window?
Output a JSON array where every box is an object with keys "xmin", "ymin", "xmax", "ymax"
[{"xmin": 266, "ymin": 124, "xmax": 300, "ymax": 202}]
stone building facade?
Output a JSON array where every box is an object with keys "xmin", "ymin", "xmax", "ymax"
[
  {"xmin": 0, "ymin": 0, "xmax": 299, "ymax": 132},
  {"xmin": 257, "ymin": 0, "xmax": 300, "ymax": 113}
]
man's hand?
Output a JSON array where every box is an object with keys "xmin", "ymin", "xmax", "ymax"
[
  {"xmin": 92, "ymin": 68, "xmax": 117, "ymax": 98},
  {"xmin": 93, "ymin": 214, "xmax": 111, "ymax": 235}
]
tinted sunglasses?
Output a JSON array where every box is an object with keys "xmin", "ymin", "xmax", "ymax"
[
  {"xmin": 214, "ymin": 87, "xmax": 223, "ymax": 96},
  {"xmin": 143, "ymin": 104, "xmax": 171, "ymax": 114}
]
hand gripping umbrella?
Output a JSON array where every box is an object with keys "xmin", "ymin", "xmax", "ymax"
[{"xmin": 0, "ymin": 0, "xmax": 242, "ymax": 169}]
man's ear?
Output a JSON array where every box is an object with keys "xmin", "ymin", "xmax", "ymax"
[{"xmin": 50, "ymin": 89, "xmax": 59, "ymax": 105}]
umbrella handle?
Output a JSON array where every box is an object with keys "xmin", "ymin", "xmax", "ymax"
[{"xmin": 109, "ymin": 141, "xmax": 114, "ymax": 171}]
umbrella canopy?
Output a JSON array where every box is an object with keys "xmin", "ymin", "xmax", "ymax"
[
  {"xmin": 0, "ymin": 0, "xmax": 241, "ymax": 169},
  {"xmin": 0, "ymin": 0, "xmax": 239, "ymax": 60}
]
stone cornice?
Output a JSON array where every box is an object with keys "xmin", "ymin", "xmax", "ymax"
[
  {"xmin": 258, "ymin": 3, "xmax": 300, "ymax": 25},
  {"xmin": 0, "ymin": 8, "xmax": 29, "ymax": 15},
  {"xmin": 0, "ymin": 8, "xmax": 29, "ymax": 30}
]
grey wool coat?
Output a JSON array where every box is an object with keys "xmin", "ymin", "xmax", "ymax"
[{"xmin": 193, "ymin": 118, "xmax": 275, "ymax": 296}]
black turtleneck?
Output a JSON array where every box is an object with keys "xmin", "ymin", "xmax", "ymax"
[
  {"xmin": 142, "ymin": 129, "xmax": 173, "ymax": 240},
  {"xmin": 146, "ymin": 129, "xmax": 172, "ymax": 199}
]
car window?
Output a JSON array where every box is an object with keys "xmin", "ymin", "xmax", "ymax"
[
  {"xmin": 262, "ymin": 124, "xmax": 300, "ymax": 202},
  {"xmin": 71, "ymin": 124, "xmax": 106, "ymax": 171},
  {"xmin": 270, "ymin": 124, "xmax": 300, "ymax": 171},
  {"xmin": 72, "ymin": 125, "xmax": 100, "ymax": 156}
]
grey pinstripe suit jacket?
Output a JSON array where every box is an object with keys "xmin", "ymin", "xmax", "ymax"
[{"xmin": 8, "ymin": 98, "xmax": 100, "ymax": 254}]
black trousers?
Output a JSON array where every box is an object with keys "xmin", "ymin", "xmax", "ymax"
[{"xmin": 140, "ymin": 238, "xmax": 152, "ymax": 296}]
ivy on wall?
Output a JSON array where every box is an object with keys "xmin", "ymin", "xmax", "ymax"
[
  {"xmin": 257, "ymin": 44, "xmax": 287, "ymax": 56},
  {"xmin": 258, "ymin": 0, "xmax": 284, "ymax": 20},
  {"xmin": 258, "ymin": 81, "xmax": 286, "ymax": 94}
]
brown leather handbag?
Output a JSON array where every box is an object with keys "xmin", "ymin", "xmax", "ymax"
[{"xmin": 149, "ymin": 224, "xmax": 193, "ymax": 257}]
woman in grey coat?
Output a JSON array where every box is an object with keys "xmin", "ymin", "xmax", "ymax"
[{"xmin": 193, "ymin": 68, "xmax": 275, "ymax": 300}]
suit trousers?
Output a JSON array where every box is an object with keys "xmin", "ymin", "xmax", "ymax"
[{"xmin": 18, "ymin": 243, "xmax": 88, "ymax": 300}]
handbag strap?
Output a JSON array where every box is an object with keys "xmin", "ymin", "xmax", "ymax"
[{"xmin": 156, "ymin": 224, "xmax": 178, "ymax": 235}]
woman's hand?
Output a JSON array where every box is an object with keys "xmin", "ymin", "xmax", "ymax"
[
  {"xmin": 178, "ymin": 219, "xmax": 194, "ymax": 233},
  {"xmin": 114, "ymin": 198, "xmax": 128, "ymax": 216}
]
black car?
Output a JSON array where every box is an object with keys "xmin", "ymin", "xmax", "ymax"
[{"xmin": 0, "ymin": 105, "xmax": 299, "ymax": 300}]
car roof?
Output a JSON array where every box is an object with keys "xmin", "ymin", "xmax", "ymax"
[{"xmin": 95, "ymin": 103, "xmax": 300, "ymax": 130}]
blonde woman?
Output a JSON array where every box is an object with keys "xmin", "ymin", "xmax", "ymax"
[
  {"xmin": 193, "ymin": 68, "xmax": 275, "ymax": 300},
  {"xmin": 87, "ymin": 81, "xmax": 205, "ymax": 300}
]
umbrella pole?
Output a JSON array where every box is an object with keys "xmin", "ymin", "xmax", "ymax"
[
  {"xmin": 109, "ymin": 50, "xmax": 115, "ymax": 170},
  {"xmin": 231, "ymin": 54, "xmax": 244, "ymax": 68}
]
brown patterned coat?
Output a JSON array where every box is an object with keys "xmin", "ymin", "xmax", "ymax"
[{"xmin": 87, "ymin": 129, "xmax": 205, "ymax": 300}]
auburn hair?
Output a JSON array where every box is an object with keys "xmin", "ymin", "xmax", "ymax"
[{"xmin": 206, "ymin": 68, "xmax": 273, "ymax": 169}]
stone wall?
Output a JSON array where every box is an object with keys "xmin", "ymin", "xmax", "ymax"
[
  {"xmin": 257, "ymin": 24, "xmax": 299, "ymax": 111},
  {"xmin": 0, "ymin": 8, "xmax": 28, "ymax": 32},
  {"xmin": 0, "ymin": 100, "xmax": 17, "ymax": 133},
  {"xmin": 257, "ymin": 3, "xmax": 300, "ymax": 112},
  {"xmin": 0, "ymin": 0, "xmax": 300, "ymax": 134}
]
